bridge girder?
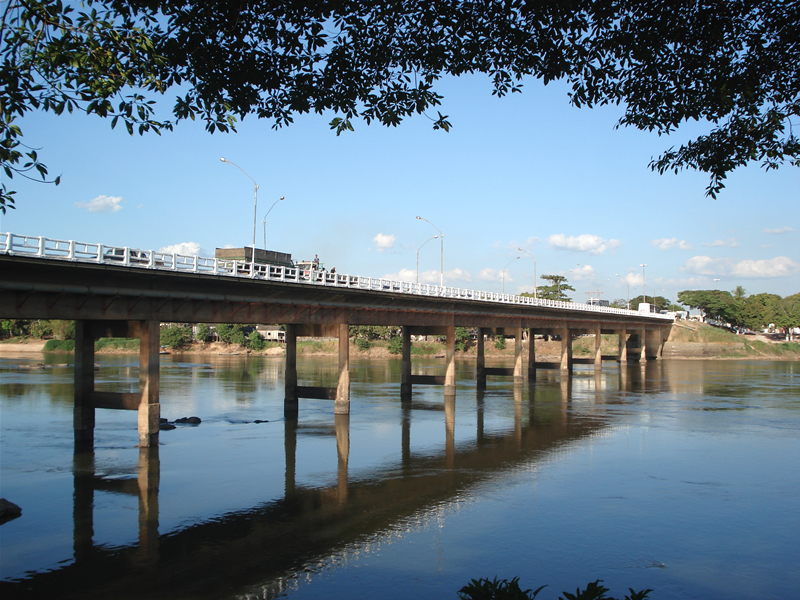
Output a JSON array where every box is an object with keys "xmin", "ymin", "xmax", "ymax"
[{"xmin": 0, "ymin": 255, "xmax": 671, "ymax": 332}]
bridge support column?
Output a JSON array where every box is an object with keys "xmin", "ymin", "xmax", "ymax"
[
  {"xmin": 618, "ymin": 328, "xmax": 628, "ymax": 364},
  {"xmin": 638, "ymin": 328, "xmax": 647, "ymax": 362},
  {"xmin": 527, "ymin": 329, "xmax": 536, "ymax": 381},
  {"xmin": 444, "ymin": 325, "xmax": 456, "ymax": 396},
  {"xmin": 560, "ymin": 327, "xmax": 573, "ymax": 373},
  {"xmin": 476, "ymin": 328, "xmax": 486, "ymax": 388},
  {"xmin": 74, "ymin": 319, "xmax": 160, "ymax": 449},
  {"xmin": 645, "ymin": 329, "xmax": 664, "ymax": 360},
  {"xmin": 401, "ymin": 326, "xmax": 412, "ymax": 398},
  {"xmin": 284, "ymin": 324, "xmax": 298, "ymax": 418},
  {"xmin": 74, "ymin": 321, "xmax": 96, "ymax": 450},
  {"xmin": 513, "ymin": 327, "xmax": 524, "ymax": 384},
  {"xmin": 138, "ymin": 321, "xmax": 160, "ymax": 448},
  {"xmin": 594, "ymin": 327, "xmax": 603, "ymax": 371},
  {"xmin": 335, "ymin": 324, "xmax": 350, "ymax": 414}
]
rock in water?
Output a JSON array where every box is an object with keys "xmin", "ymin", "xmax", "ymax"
[
  {"xmin": 175, "ymin": 416, "xmax": 202, "ymax": 424},
  {"xmin": 0, "ymin": 499, "xmax": 22, "ymax": 524}
]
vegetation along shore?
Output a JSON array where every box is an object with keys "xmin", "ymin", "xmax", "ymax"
[{"xmin": 2, "ymin": 320, "xmax": 797, "ymax": 361}]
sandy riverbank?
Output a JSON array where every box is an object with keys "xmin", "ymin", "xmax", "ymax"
[{"xmin": 2, "ymin": 323, "xmax": 796, "ymax": 360}]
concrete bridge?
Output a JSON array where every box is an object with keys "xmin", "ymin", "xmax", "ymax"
[{"xmin": 0, "ymin": 233, "xmax": 672, "ymax": 448}]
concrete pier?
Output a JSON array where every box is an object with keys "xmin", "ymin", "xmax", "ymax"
[
  {"xmin": 74, "ymin": 320, "xmax": 160, "ymax": 448},
  {"xmin": 284, "ymin": 323, "xmax": 351, "ymax": 417}
]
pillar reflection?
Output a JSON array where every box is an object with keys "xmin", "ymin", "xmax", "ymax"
[
  {"xmin": 72, "ymin": 445, "xmax": 160, "ymax": 567},
  {"xmin": 335, "ymin": 414, "xmax": 350, "ymax": 503},
  {"xmin": 444, "ymin": 394, "xmax": 455, "ymax": 468}
]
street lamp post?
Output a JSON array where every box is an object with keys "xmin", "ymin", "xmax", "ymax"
[
  {"xmin": 502, "ymin": 256, "xmax": 520, "ymax": 294},
  {"xmin": 220, "ymin": 157, "xmax": 259, "ymax": 253},
  {"xmin": 416, "ymin": 235, "xmax": 438, "ymax": 285},
  {"xmin": 615, "ymin": 274, "xmax": 637, "ymax": 310},
  {"xmin": 518, "ymin": 248, "xmax": 537, "ymax": 299},
  {"xmin": 262, "ymin": 196, "xmax": 285, "ymax": 250},
  {"xmin": 593, "ymin": 278, "xmax": 610, "ymax": 303},
  {"xmin": 640, "ymin": 263, "xmax": 648, "ymax": 306},
  {"xmin": 416, "ymin": 216, "xmax": 443, "ymax": 287}
]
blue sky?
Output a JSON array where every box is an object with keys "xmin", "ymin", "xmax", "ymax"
[{"xmin": 3, "ymin": 75, "xmax": 798, "ymax": 302}]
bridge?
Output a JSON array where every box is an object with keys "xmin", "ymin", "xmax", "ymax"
[{"xmin": 0, "ymin": 232, "xmax": 672, "ymax": 448}]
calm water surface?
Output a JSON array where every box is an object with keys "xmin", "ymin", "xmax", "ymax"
[{"xmin": 1, "ymin": 355, "xmax": 798, "ymax": 600}]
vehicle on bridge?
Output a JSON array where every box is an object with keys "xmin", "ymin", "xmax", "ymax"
[
  {"xmin": 587, "ymin": 299, "xmax": 610, "ymax": 307},
  {"xmin": 295, "ymin": 259, "xmax": 325, "ymax": 280}
]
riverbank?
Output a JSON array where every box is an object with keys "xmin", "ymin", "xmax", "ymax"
[{"xmin": 2, "ymin": 323, "xmax": 797, "ymax": 360}]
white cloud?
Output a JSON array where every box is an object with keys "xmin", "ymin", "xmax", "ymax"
[
  {"xmin": 478, "ymin": 268, "xmax": 502, "ymax": 282},
  {"xmin": 570, "ymin": 264, "xmax": 594, "ymax": 280},
  {"xmin": 74, "ymin": 195, "xmax": 123, "ymax": 213},
  {"xmin": 382, "ymin": 268, "xmax": 417, "ymax": 283},
  {"xmin": 158, "ymin": 242, "xmax": 203, "ymax": 256},
  {"xmin": 619, "ymin": 272, "xmax": 642, "ymax": 286},
  {"xmin": 382, "ymin": 268, "xmax": 470, "ymax": 285},
  {"xmin": 702, "ymin": 238, "xmax": 739, "ymax": 248},
  {"xmin": 652, "ymin": 237, "xmax": 694, "ymax": 250},
  {"xmin": 731, "ymin": 257, "xmax": 800, "ymax": 278},
  {"xmin": 548, "ymin": 233, "xmax": 621, "ymax": 255},
  {"xmin": 445, "ymin": 268, "xmax": 472, "ymax": 282},
  {"xmin": 418, "ymin": 270, "xmax": 441, "ymax": 284},
  {"xmin": 372, "ymin": 233, "xmax": 396, "ymax": 253},
  {"xmin": 682, "ymin": 255, "xmax": 727, "ymax": 276},
  {"xmin": 763, "ymin": 226, "xmax": 794, "ymax": 234},
  {"xmin": 681, "ymin": 255, "xmax": 800, "ymax": 278}
]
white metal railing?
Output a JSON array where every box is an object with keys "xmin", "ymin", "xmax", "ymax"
[{"xmin": 0, "ymin": 232, "xmax": 673, "ymax": 321}]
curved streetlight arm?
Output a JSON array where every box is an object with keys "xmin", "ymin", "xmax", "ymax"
[
  {"xmin": 416, "ymin": 235, "xmax": 439, "ymax": 285},
  {"xmin": 221, "ymin": 157, "xmax": 260, "ymax": 249},
  {"xmin": 502, "ymin": 256, "xmax": 520, "ymax": 294},
  {"xmin": 261, "ymin": 196, "xmax": 285, "ymax": 250},
  {"xmin": 518, "ymin": 248, "xmax": 537, "ymax": 299},
  {"xmin": 416, "ymin": 216, "xmax": 444, "ymax": 287}
]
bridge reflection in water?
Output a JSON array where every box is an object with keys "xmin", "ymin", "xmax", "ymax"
[{"xmin": 2, "ymin": 363, "xmax": 656, "ymax": 600}]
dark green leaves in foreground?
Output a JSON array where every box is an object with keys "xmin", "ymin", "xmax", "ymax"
[
  {"xmin": 3, "ymin": 1, "xmax": 799, "ymax": 211},
  {"xmin": 457, "ymin": 577, "xmax": 651, "ymax": 600}
]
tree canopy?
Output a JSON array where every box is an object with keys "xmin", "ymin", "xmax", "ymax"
[
  {"xmin": 678, "ymin": 289, "xmax": 743, "ymax": 326},
  {"xmin": 678, "ymin": 288, "xmax": 800, "ymax": 334},
  {"xmin": 3, "ymin": 0, "xmax": 798, "ymax": 212},
  {"xmin": 629, "ymin": 295, "xmax": 670, "ymax": 312},
  {"xmin": 530, "ymin": 274, "xmax": 574, "ymax": 302}
]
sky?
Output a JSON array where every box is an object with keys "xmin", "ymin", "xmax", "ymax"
[{"xmin": 3, "ymin": 75, "xmax": 798, "ymax": 303}]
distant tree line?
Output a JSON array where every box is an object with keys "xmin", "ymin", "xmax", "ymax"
[{"xmin": 677, "ymin": 289, "xmax": 800, "ymax": 338}]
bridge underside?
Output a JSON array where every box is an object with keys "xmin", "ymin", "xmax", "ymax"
[{"xmin": 1, "ymin": 255, "xmax": 670, "ymax": 448}]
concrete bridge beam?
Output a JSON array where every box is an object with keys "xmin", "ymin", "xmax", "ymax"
[
  {"xmin": 284, "ymin": 323, "xmax": 351, "ymax": 416},
  {"xmin": 513, "ymin": 327, "xmax": 524, "ymax": 384},
  {"xmin": 560, "ymin": 327, "xmax": 573, "ymax": 372},
  {"xmin": 335, "ymin": 324, "xmax": 350, "ymax": 414},
  {"xmin": 401, "ymin": 326, "xmax": 412, "ymax": 398},
  {"xmin": 444, "ymin": 325, "xmax": 456, "ymax": 396},
  {"xmin": 73, "ymin": 320, "xmax": 160, "ymax": 449},
  {"xmin": 528, "ymin": 328, "xmax": 536, "ymax": 381},
  {"xmin": 476, "ymin": 328, "xmax": 486, "ymax": 388},
  {"xmin": 594, "ymin": 327, "xmax": 603, "ymax": 371},
  {"xmin": 618, "ymin": 328, "xmax": 628, "ymax": 364},
  {"xmin": 284, "ymin": 324, "xmax": 298, "ymax": 418}
]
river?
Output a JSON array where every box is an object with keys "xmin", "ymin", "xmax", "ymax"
[{"xmin": 1, "ymin": 355, "xmax": 798, "ymax": 600}]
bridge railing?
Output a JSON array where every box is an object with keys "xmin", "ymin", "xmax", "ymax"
[{"xmin": 1, "ymin": 233, "xmax": 673, "ymax": 321}]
